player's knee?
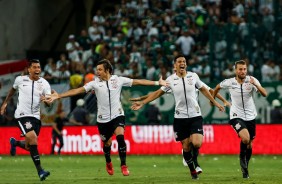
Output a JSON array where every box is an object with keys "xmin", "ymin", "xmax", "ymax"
[
  {"xmin": 193, "ymin": 142, "xmax": 202, "ymax": 149},
  {"xmin": 241, "ymin": 138, "xmax": 250, "ymax": 145}
]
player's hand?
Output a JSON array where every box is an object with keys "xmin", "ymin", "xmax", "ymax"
[
  {"xmin": 0, "ymin": 103, "xmax": 7, "ymax": 115},
  {"xmin": 129, "ymin": 97, "xmax": 142, "ymax": 102},
  {"xmin": 224, "ymin": 101, "xmax": 231, "ymax": 108},
  {"xmin": 47, "ymin": 90, "xmax": 59, "ymax": 103},
  {"xmin": 131, "ymin": 101, "xmax": 144, "ymax": 110},
  {"xmin": 159, "ymin": 76, "xmax": 169, "ymax": 87},
  {"xmin": 214, "ymin": 101, "xmax": 225, "ymax": 112}
]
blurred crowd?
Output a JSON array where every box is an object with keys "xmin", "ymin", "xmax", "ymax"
[{"xmin": 40, "ymin": 0, "xmax": 281, "ymax": 85}]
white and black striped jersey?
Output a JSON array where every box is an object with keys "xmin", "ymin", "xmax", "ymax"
[
  {"xmin": 219, "ymin": 76, "xmax": 260, "ymax": 121},
  {"xmin": 13, "ymin": 75, "xmax": 51, "ymax": 120},
  {"xmin": 161, "ymin": 72, "xmax": 204, "ymax": 118},
  {"xmin": 83, "ymin": 75, "xmax": 133, "ymax": 123}
]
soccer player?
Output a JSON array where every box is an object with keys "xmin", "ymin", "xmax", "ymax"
[
  {"xmin": 212, "ymin": 60, "xmax": 267, "ymax": 178},
  {"xmin": 0, "ymin": 59, "xmax": 52, "ymax": 181},
  {"xmin": 47, "ymin": 59, "xmax": 168, "ymax": 176},
  {"xmin": 130, "ymin": 82, "xmax": 230, "ymax": 174},
  {"xmin": 131, "ymin": 55, "xmax": 225, "ymax": 179}
]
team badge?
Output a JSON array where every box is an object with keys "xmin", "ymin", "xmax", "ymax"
[
  {"xmin": 235, "ymin": 123, "xmax": 241, "ymax": 130},
  {"xmin": 25, "ymin": 122, "xmax": 32, "ymax": 129},
  {"xmin": 111, "ymin": 80, "xmax": 118, "ymax": 89}
]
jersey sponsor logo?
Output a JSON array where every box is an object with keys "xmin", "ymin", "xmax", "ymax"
[
  {"xmin": 37, "ymin": 84, "xmax": 43, "ymax": 91},
  {"xmin": 24, "ymin": 121, "xmax": 32, "ymax": 129},
  {"xmin": 173, "ymin": 83, "xmax": 178, "ymax": 86},
  {"xmin": 23, "ymin": 85, "xmax": 28, "ymax": 87},
  {"xmin": 235, "ymin": 123, "xmax": 241, "ymax": 130},
  {"xmin": 23, "ymin": 79, "xmax": 29, "ymax": 81},
  {"xmin": 187, "ymin": 75, "xmax": 192, "ymax": 78},
  {"xmin": 173, "ymin": 78, "xmax": 179, "ymax": 80},
  {"xmin": 232, "ymin": 82, "xmax": 237, "ymax": 85},
  {"xmin": 111, "ymin": 80, "xmax": 118, "ymax": 89}
]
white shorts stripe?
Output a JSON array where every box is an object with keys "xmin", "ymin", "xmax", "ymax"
[{"xmin": 18, "ymin": 121, "xmax": 26, "ymax": 135}]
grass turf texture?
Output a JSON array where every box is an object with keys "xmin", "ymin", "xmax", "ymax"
[{"xmin": 0, "ymin": 155, "xmax": 281, "ymax": 184}]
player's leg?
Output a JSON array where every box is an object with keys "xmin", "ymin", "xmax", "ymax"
[
  {"xmin": 238, "ymin": 128, "xmax": 250, "ymax": 178},
  {"xmin": 98, "ymin": 122, "xmax": 114, "ymax": 175},
  {"xmin": 190, "ymin": 133, "xmax": 203, "ymax": 174},
  {"xmin": 182, "ymin": 138, "xmax": 198, "ymax": 179},
  {"xmin": 114, "ymin": 121, "xmax": 129, "ymax": 176},
  {"xmin": 190, "ymin": 116, "xmax": 204, "ymax": 174}
]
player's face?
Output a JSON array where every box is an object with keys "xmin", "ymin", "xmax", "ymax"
[
  {"xmin": 235, "ymin": 64, "xmax": 247, "ymax": 79},
  {"xmin": 96, "ymin": 64, "xmax": 108, "ymax": 80},
  {"xmin": 174, "ymin": 57, "xmax": 187, "ymax": 75},
  {"xmin": 28, "ymin": 63, "xmax": 41, "ymax": 80}
]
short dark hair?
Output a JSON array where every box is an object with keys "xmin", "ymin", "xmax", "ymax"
[
  {"xmin": 97, "ymin": 59, "xmax": 113, "ymax": 74},
  {"xmin": 234, "ymin": 60, "xmax": 246, "ymax": 69},
  {"xmin": 173, "ymin": 54, "xmax": 186, "ymax": 63},
  {"xmin": 28, "ymin": 59, "xmax": 40, "ymax": 67}
]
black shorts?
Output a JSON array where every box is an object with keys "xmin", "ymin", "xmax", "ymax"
[
  {"xmin": 97, "ymin": 116, "xmax": 125, "ymax": 142},
  {"xmin": 16, "ymin": 117, "xmax": 42, "ymax": 136},
  {"xmin": 229, "ymin": 118, "xmax": 256, "ymax": 140},
  {"xmin": 173, "ymin": 116, "xmax": 203, "ymax": 141}
]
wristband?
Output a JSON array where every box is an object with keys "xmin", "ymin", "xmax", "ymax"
[{"xmin": 154, "ymin": 81, "xmax": 159, "ymax": 86}]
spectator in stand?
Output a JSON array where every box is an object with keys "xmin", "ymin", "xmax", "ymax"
[
  {"xmin": 175, "ymin": 29, "xmax": 195, "ymax": 60},
  {"xmin": 66, "ymin": 34, "xmax": 80, "ymax": 72},
  {"xmin": 222, "ymin": 63, "xmax": 235, "ymax": 78},
  {"xmin": 69, "ymin": 70, "xmax": 84, "ymax": 111},
  {"xmin": 270, "ymin": 99, "xmax": 282, "ymax": 123},
  {"xmin": 56, "ymin": 53, "xmax": 70, "ymax": 71}
]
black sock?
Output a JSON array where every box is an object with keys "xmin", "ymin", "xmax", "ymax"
[
  {"xmin": 15, "ymin": 140, "xmax": 26, "ymax": 150},
  {"xmin": 240, "ymin": 141, "xmax": 247, "ymax": 168},
  {"xmin": 29, "ymin": 145, "xmax": 42, "ymax": 173},
  {"xmin": 192, "ymin": 146, "xmax": 199, "ymax": 167},
  {"xmin": 103, "ymin": 145, "xmax": 111, "ymax": 163},
  {"xmin": 246, "ymin": 148, "xmax": 252, "ymax": 166},
  {"xmin": 116, "ymin": 135, "xmax": 127, "ymax": 166},
  {"xmin": 183, "ymin": 151, "xmax": 196, "ymax": 172}
]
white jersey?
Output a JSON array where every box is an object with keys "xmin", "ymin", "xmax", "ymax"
[
  {"xmin": 13, "ymin": 75, "xmax": 51, "ymax": 120},
  {"xmin": 219, "ymin": 76, "xmax": 260, "ymax": 121},
  {"xmin": 84, "ymin": 75, "xmax": 133, "ymax": 123},
  {"xmin": 161, "ymin": 72, "xmax": 204, "ymax": 118}
]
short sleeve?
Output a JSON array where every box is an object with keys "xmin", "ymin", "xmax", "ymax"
[
  {"xmin": 201, "ymin": 82, "xmax": 210, "ymax": 90},
  {"xmin": 219, "ymin": 79, "xmax": 231, "ymax": 89},
  {"xmin": 43, "ymin": 80, "xmax": 51, "ymax": 95},
  {"xmin": 13, "ymin": 76, "xmax": 21, "ymax": 90},
  {"xmin": 252, "ymin": 77, "xmax": 261, "ymax": 92},
  {"xmin": 119, "ymin": 76, "xmax": 133, "ymax": 87},
  {"xmin": 83, "ymin": 80, "xmax": 96, "ymax": 92},
  {"xmin": 194, "ymin": 73, "xmax": 203, "ymax": 89}
]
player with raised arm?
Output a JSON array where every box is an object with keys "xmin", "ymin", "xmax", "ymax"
[
  {"xmin": 0, "ymin": 59, "xmax": 52, "ymax": 181},
  {"xmin": 213, "ymin": 60, "xmax": 267, "ymax": 178},
  {"xmin": 47, "ymin": 59, "xmax": 168, "ymax": 176},
  {"xmin": 131, "ymin": 55, "xmax": 225, "ymax": 179}
]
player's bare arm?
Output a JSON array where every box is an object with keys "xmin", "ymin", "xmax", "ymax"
[
  {"xmin": 209, "ymin": 88, "xmax": 231, "ymax": 107},
  {"xmin": 49, "ymin": 87, "xmax": 86, "ymax": 103},
  {"xmin": 200, "ymin": 86, "xmax": 224, "ymax": 112},
  {"xmin": 250, "ymin": 76, "xmax": 267, "ymax": 97},
  {"xmin": 0, "ymin": 88, "xmax": 16, "ymax": 115},
  {"xmin": 131, "ymin": 89, "xmax": 165, "ymax": 111},
  {"xmin": 132, "ymin": 76, "xmax": 169, "ymax": 86},
  {"xmin": 129, "ymin": 94, "xmax": 149, "ymax": 102}
]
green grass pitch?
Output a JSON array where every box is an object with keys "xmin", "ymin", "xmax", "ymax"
[{"xmin": 0, "ymin": 155, "xmax": 281, "ymax": 184}]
